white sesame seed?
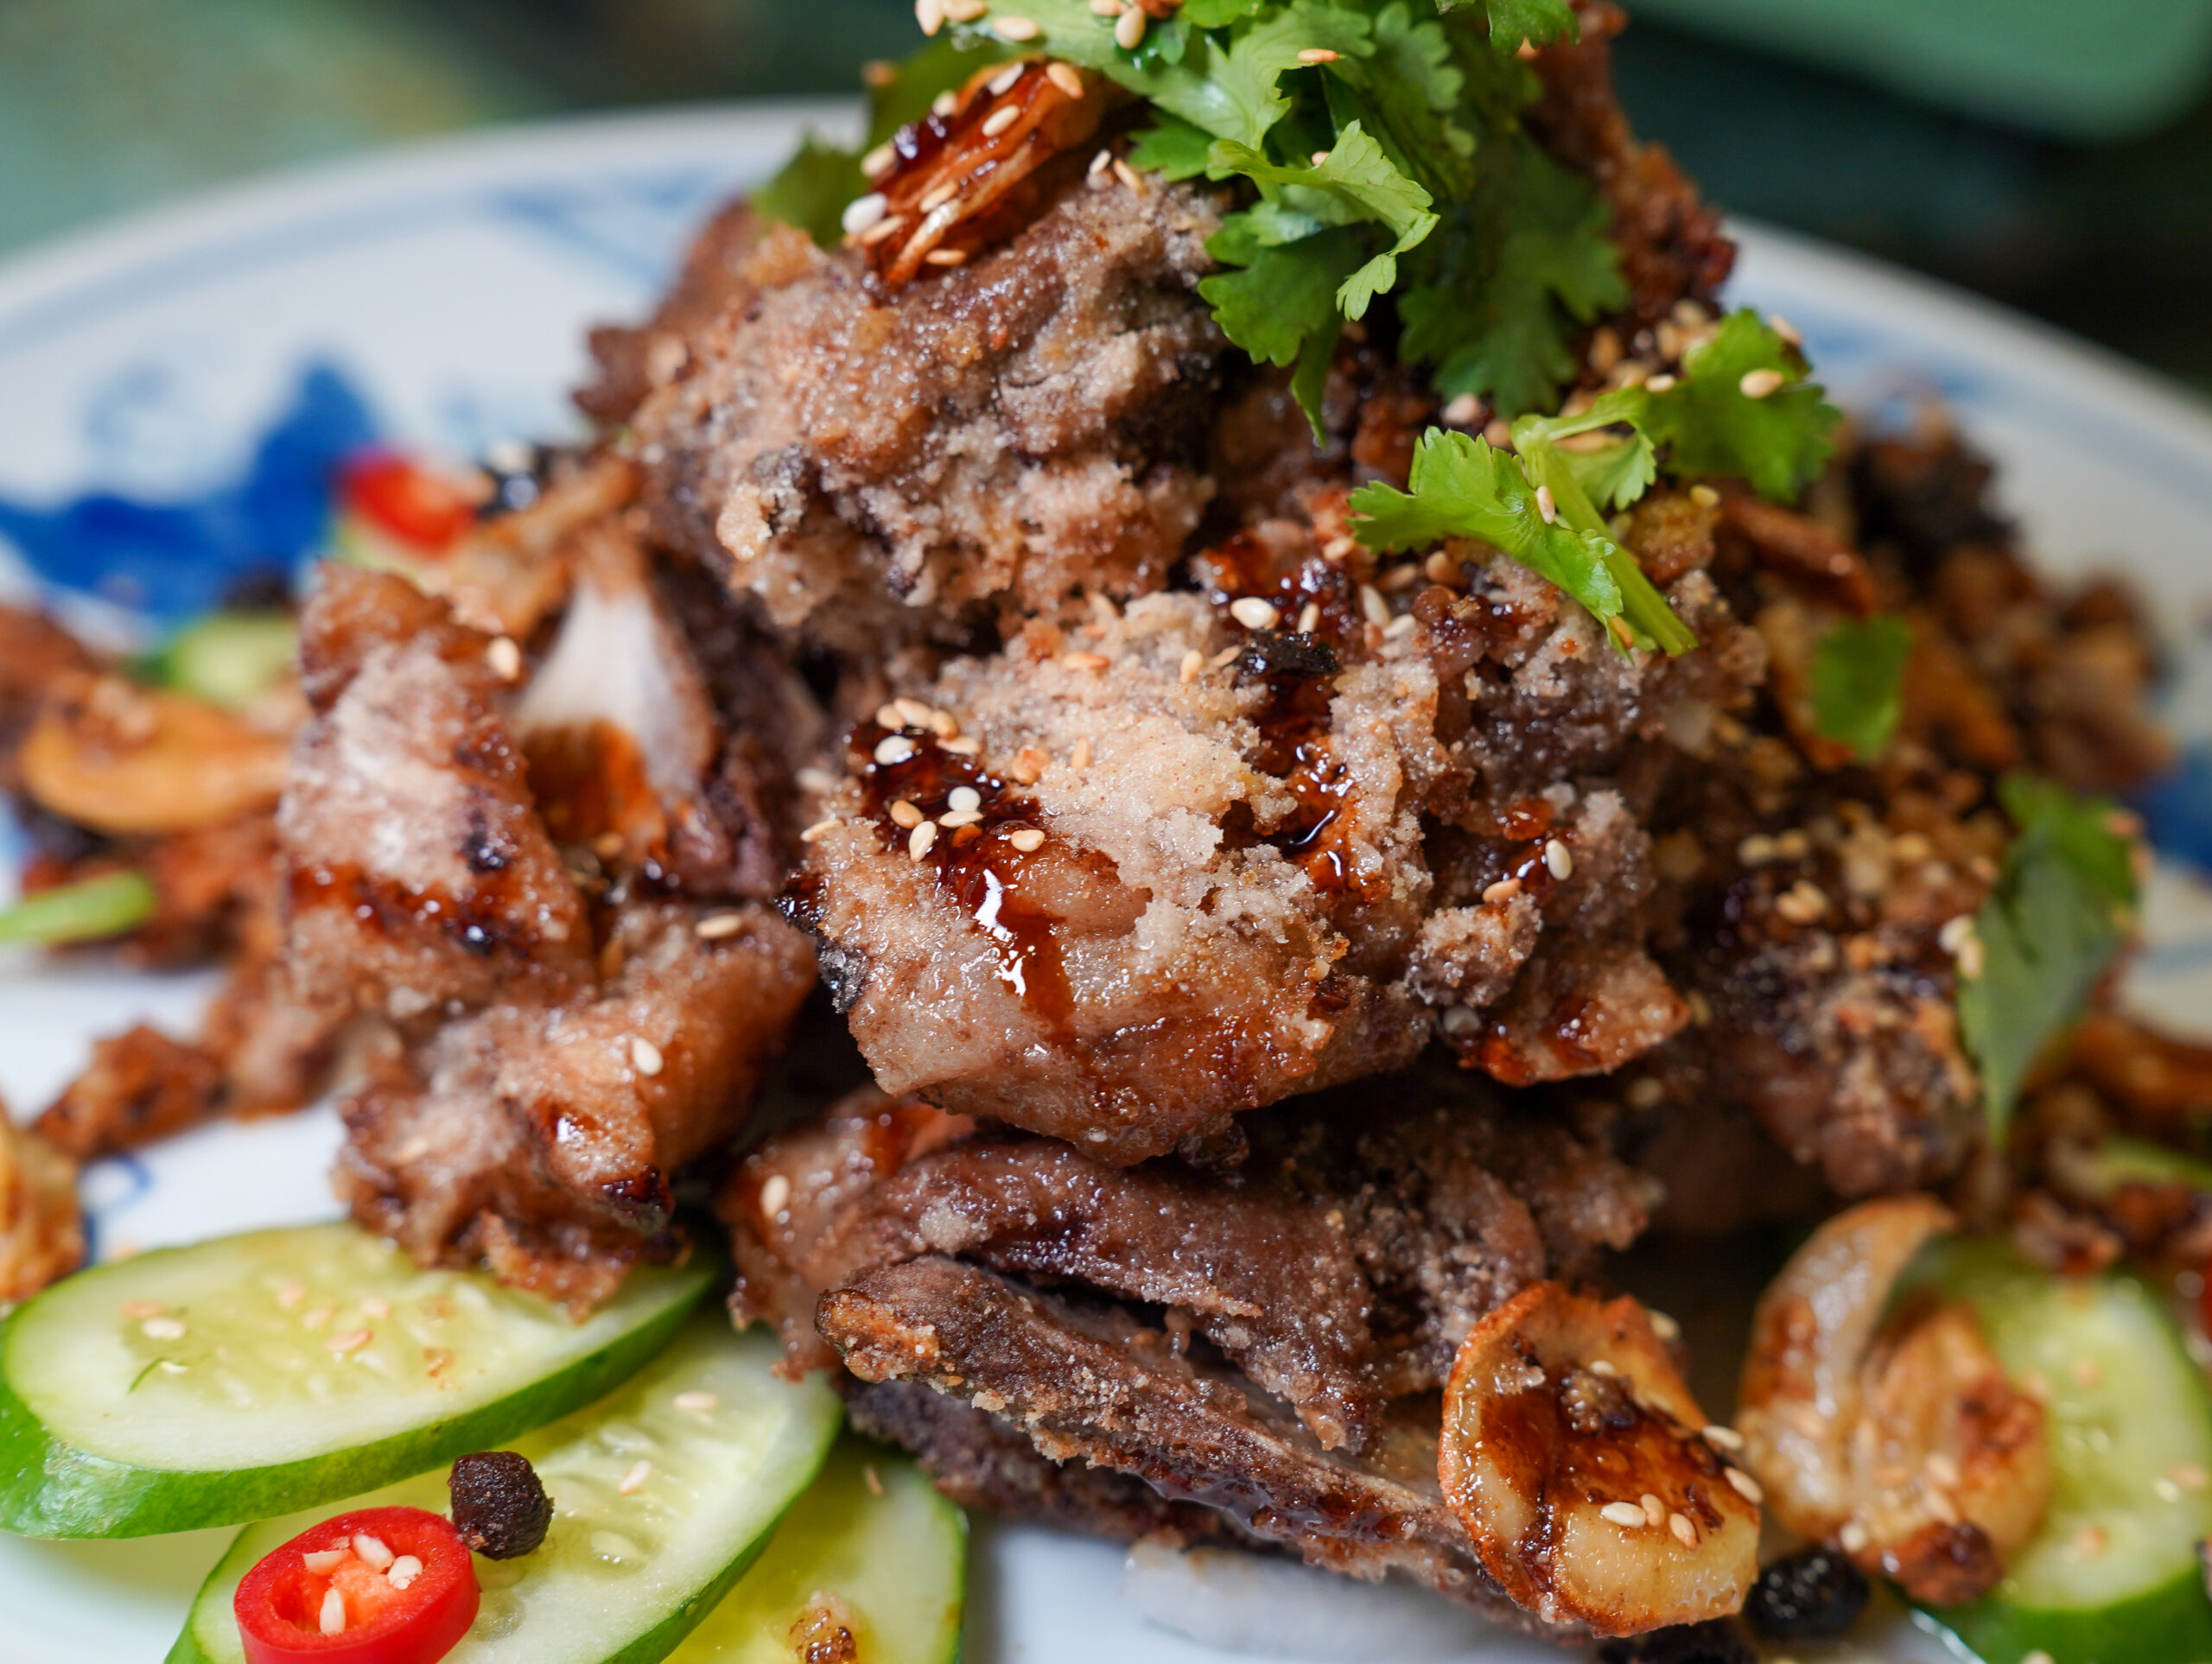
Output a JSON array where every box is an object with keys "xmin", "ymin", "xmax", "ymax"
[
  {"xmin": 1482, "ymin": 876, "xmax": 1522, "ymax": 905},
  {"xmin": 1701, "ymin": 1425, "xmax": 1744, "ymax": 1451},
  {"xmin": 353, "ymin": 1533, "xmax": 395, "ymax": 1572},
  {"xmin": 674, "ymin": 1391, "xmax": 719, "ymax": 1413},
  {"xmin": 759, "ymin": 1173, "xmax": 791, "ymax": 1219},
  {"xmin": 619, "ymin": 1460, "xmax": 652, "ymax": 1496},
  {"xmin": 1296, "ymin": 602, "xmax": 1321, "ymax": 634},
  {"xmin": 1090, "ymin": 0, "xmax": 1123, "ymax": 12},
  {"xmin": 1588, "ymin": 1358, "xmax": 1618, "ymax": 1377},
  {"xmin": 948, "ymin": 786, "xmax": 982, "ymax": 813},
  {"xmin": 982, "ymin": 105, "xmax": 1020, "ymax": 138},
  {"xmin": 1046, "ymin": 61, "xmax": 1085, "ymax": 98},
  {"xmin": 1535, "ymin": 485, "xmax": 1557, "ymax": 524},
  {"xmin": 932, "ymin": 90, "xmax": 958, "ymax": 117},
  {"xmin": 842, "ymin": 193, "xmax": 890, "ymax": 238},
  {"xmin": 941, "ymin": 735, "xmax": 982, "ymax": 755},
  {"xmin": 1956, "ymin": 933, "xmax": 1985, "ymax": 978},
  {"xmin": 918, "ymin": 179, "xmax": 961, "ymax": 213},
  {"xmin": 2155, "ymin": 1477, "xmax": 2183, "ymax": 1502},
  {"xmin": 799, "ymin": 817, "xmax": 839, "ymax": 844},
  {"xmin": 387, "ymin": 1555, "xmax": 423, "ymax": 1591},
  {"xmin": 1739, "ymin": 368, "xmax": 1785, "ymax": 399},
  {"xmin": 349, "ymin": 1531, "xmax": 393, "ymax": 1575},
  {"xmin": 939, "ymin": 809, "xmax": 983, "ymax": 829},
  {"xmin": 1774, "ymin": 880, "xmax": 1829, "ymax": 924},
  {"xmin": 1008, "ymin": 828, "xmax": 1046, "ymax": 853},
  {"xmin": 1384, "ymin": 613, "xmax": 1417, "ymax": 639},
  {"xmin": 861, "ymin": 143, "xmax": 897, "ymax": 179},
  {"xmin": 1230, "ymin": 597, "xmax": 1280, "ymax": 631},
  {"xmin": 1599, "ymin": 1502, "xmax": 1649, "ymax": 1528},
  {"xmin": 1060, "ymin": 651, "xmax": 1110, "ymax": 672},
  {"xmin": 695, "ymin": 911, "xmax": 745, "ymax": 940},
  {"xmin": 995, "ymin": 14, "xmax": 1041, "ymax": 39},
  {"xmin": 1296, "ymin": 47, "xmax": 1339, "ymax": 63},
  {"xmin": 944, "ymin": 0, "xmax": 986, "ymax": 16},
  {"xmin": 362, "ymin": 1297, "xmax": 392, "ymax": 1322},
  {"xmin": 486, "ymin": 636, "xmax": 522, "ymax": 680},
  {"xmin": 1925, "ymin": 1451, "xmax": 1961, "ymax": 1489},
  {"xmin": 2022, "ymin": 1653, "xmax": 2055, "ymax": 1664},
  {"xmin": 122, "ymin": 1299, "xmax": 165, "ymax": 1318},
  {"xmin": 909, "ymin": 822, "xmax": 938, "ymax": 861},
  {"xmin": 327, "ymin": 1328, "xmax": 372, "ymax": 1356},
  {"xmin": 1647, "ymin": 1309, "xmax": 1681, "ymax": 1342},
  {"xmin": 1726, "ymin": 1467, "xmax": 1764, "ymax": 1504},
  {"xmin": 630, "ymin": 1036, "xmax": 664, "ymax": 1077},
  {"xmin": 1646, "ymin": 373, "xmax": 1678, "ymax": 393},
  {"xmin": 888, "ymin": 798, "xmax": 924, "ymax": 829},
  {"xmin": 1840, "ymin": 1521, "xmax": 1871, "ymax": 1553},
  {"xmin": 925, "ymin": 247, "xmax": 969, "ymax": 268},
  {"xmin": 1669, "ymin": 1512, "xmax": 1699, "ymax": 1547},
  {"xmin": 1114, "ymin": 5, "xmax": 1146, "ymax": 47},
  {"xmin": 302, "ymin": 1548, "xmax": 346, "ymax": 1575},
  {"xmin": 988, "ymin": 64, "xmax": 1025, "ymax": 97},
  {"xmin": 859, "ymin": 213, "xmax": 906, "ymax": 246},
  {"xmin": 321, "ymin": 1589, "xmax": 346, "ymax": 1636},
  {"xmin": 1359, "ymin": 585, "xmax": 1390, "ymax": 628},
  {"xmin": 1179, "ymin": 648, "xmax": 1203, "ymax": 683},
  {"xmin": 1311, "ymin": 150, "xmax": 1330, "ymax": 166},
  {"xmin": 1937, "ymin": 914, "xmax": 1974, "ymax": 952},
  {"xmin": 874, "ymin": 734, "xmax": 916, "ymax": 765},
  {"xmin": 1441, "ymin": 392, "xmax": 1482, "ymax": 427},
  {"xmin": 1544, "ymin": 838, "xmax": 1573, "ymax": 880},
  {"xmin": 1689, "ymin": 483, "xmax": 1720, "ymax": 508},
  {"xmin": 1640, "ymin": 1493, "xmax": 1666, "ymax": 1527},
  {"xmin": 1112, "ymin": 157, "xmax": 1144, "ymax": 192},
  {"xmin": 1071, "ymin": 737, "xmax": 1092, "ymax": 770},
  {"xmin": 1768, "ymin": 313, "xmax": 1802, "ymax": 347},
  {"xmin": 915, "ymin": 0, "xmax": 944, "ymax": 34},
  {"xmin": 141, "ymin": 1316, "xmax": 186, "ymax": 1342},
  {"xmin": 1089, "ymin": 148, "xmax": 1114, "ymax": 176},
  {"xmin": 276, "ymin": 1281, "xmax": 308, "ymax": 1308}
]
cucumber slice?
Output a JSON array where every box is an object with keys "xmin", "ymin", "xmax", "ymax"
[
  {"xmin": 143, "ymin": 613, "xmax": 297, "ymax": 708},
  {"xmin": 168, "ymin": 1315, "xmax": 841, "ymax": 1664},
  {"xmin": 1906, "ymin": 1243, "xmax": 2212, "ymax": 1664},
  {"xmin": 0, "ymin": 1223, "xmax": 710, "ymax": 1537},
  {"xmin": 664, "ymin": 1437, "xmax": 965, "ymax": 1664}
]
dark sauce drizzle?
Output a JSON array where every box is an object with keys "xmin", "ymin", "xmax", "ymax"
[{"xmin": 850, "ymin": 720, "xmax": 1077, "ymax": 1038}]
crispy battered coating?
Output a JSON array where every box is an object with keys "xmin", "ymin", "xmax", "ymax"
[
  {"xmin": 624, "ymin": 181, "xmax": 1224, "ymax": 654},
  {"xmin": 0, "ymin": 1110, "xmax": 82, "ymax": 1306}
]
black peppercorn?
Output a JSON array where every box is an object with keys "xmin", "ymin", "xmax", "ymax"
[
  {"xmin": 448, "ymin": 1450, "xmax": 553, "ymax": 1559},
  {"xmin": 1596, "ymin": 1619, "xmax": 1756, "ymax": 1664},
  {"xmin": 1744, "ymin": 1546, "xmax": 1872, "ymax": 1641}
]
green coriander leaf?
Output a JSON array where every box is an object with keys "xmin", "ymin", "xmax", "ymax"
[
  {"xmin": 1643, "ymin": 309, "xmax": 1840, "ymax": 500},
  {"xmin": 1958, "ymin": 773, "xmax": 2139, "ymax": 1144},
  {"xmin": 1180, "ymin": 0, "xmax": 1263, "ymax": 23},
  {"xmin": 1561, "ymin": 437, "xmax": 1657, "ymax": 512},
  {"xmin": 1208, "ymin": 122, "xmax": 1434, "ymax": 241},
  {"xmin": 1128, "ymin": 114, "xmax": 1217, "ymax": 180},
  {"xmin": 1478, "ymin": 0, "xmax": 1578, "ymax": 48},
  {"xmin": 1323, "ymin": 3, "xmax": 1476, "ymax": 200},
  {"xmin": 1349, "ymin": 429, "xmax": 1694, "ymax": 653},
  {"xmin": 1808, "ymin": 614, "xmax": 1911, "ymax": 762},
  {"xmin": 1201, "ymin": 2, "xmax": 1376, "ymax": 147},
  {"xmin": 751, "ymin": 135, "xmax": 868, "ymax": 249},
  {"xmin": 1200, "ymin": 219, "xmax": 1371, "ymax": 435},
  {"xmin": 1399, "ymin": 137, "xmax": 1624, "ymax": 416}
]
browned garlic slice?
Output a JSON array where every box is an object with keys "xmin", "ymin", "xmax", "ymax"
[
  {"xmin": 1737, "ymin": 1195, "xmax": 2050, "ymax": 1604},
  {"xmin": 1440, "ymin": 1281, "xmax": 1759, "ymax": 1635}
]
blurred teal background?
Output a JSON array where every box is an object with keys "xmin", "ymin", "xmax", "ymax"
[{"xmin": 3, "ymin": 0, "xmax": 2211, "ymax": 386}]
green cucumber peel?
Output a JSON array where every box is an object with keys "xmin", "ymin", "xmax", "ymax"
[
  {"xmin": 0, "ymin": 1223, "xmax": 712, "ymax": 1538},
  {"xmin": 168, "ymin": 1316, "xmax": 842, "ymax": 1664}
]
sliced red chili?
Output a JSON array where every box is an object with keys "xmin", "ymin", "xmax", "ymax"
[
  {"xmin": 340, "ymin": 454, "xmax": 478, "ymax": 553},
  {"xmin": 234, "ymin": 1504, "xmax": 480, "ymax": 1664}
]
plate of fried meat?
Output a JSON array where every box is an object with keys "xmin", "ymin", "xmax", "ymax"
[{"xmin": 5, "ymin": 3, "xmax": 2212, "ymax": 1663}]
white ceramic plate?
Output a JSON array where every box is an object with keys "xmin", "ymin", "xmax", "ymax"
[{"xmin": 3, "ymin": 104, "xmax": 2211, "ymax": 1664}]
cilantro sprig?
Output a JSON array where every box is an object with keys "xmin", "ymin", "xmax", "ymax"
[
  {"xmin": 1348, "ymin": 313, "xmax": 1839, "ymax": 651},
  {"xmin": 1957, "ymin": 773, "xmax": 2139, "ymax": 1143}
]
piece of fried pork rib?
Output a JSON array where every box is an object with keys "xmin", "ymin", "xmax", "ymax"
[
  {"xmin": 279, "ymin": 553, "xmax": 817, "ymax": 1309},
  {"xmin": 721, "ymin": 1075, "xmax": 1652, "ymax": 1635},
  {"xmin": 785, "ymin": 500, "xmax": 1763, "ymax": 1162}
]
